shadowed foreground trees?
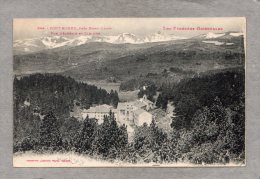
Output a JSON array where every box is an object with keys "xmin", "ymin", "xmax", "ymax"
[{"xmin": 39, "ymin": 112, "xmax": 62, "ymax": 150}]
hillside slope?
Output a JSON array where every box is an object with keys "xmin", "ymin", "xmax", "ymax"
[{"xmin": 14, "ymin": 32, "xmax": 245, "ymax": 82}]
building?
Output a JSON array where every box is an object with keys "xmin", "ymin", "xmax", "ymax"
[
  {"xmin": 81, "ymin": 95, "xmax": 154, "ymax": 126},
  {"xmin": 117, "ymin": 95, "xmax": 154, "ymax": 126},
  {"xmin": 69, "ymin": 100, "xmax": 83, "ymax": 119},
  {"xmin": 81, "ymin": 104, "xmax": 117, "ymax": 124},
  {"xmin": 132, "ymin": 100, "xmax": 147, "ymax": 110},
  {"xmin": 138, "ymin": 94, "xmax": 155, "ymax": 111},
  {"xmin": 133, "ymin": 109, "xmax": 153, "ymax": 126},
  {"xmin": 117, "ymin": 102, "xmax": 135, "ymax": 122}
]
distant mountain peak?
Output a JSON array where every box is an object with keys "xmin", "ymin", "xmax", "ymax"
[
  {"xmin": 229, "ymin": 32, "xmax": 243, "ymax": 37},
  {"xmin": 14, "ymin": 31, "xmax": 243, "ymax": 55},
  {"xmin": 192, "ymin": 31, "xmax": 244, "ymax": 40},
  {"xmin": 205, "ymin": 32, "xmax": 225, "ymax": 39},
  {"xmin": 116, "ymin": 33, "xmax": 140, "ymax": 43},
  {"xmin": 13, "ymin": 32, "xmax": 185, "ymax": 54}
]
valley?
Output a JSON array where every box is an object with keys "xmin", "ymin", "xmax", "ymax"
[
  {"xmin": 13, "ymin": 31, "xmax": 246, "ymax": 166},
  {"xmin": 14, "ymin": 31, "xmax": 244, "ymax": 86}
]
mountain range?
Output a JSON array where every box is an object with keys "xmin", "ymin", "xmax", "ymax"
[
  {"xmin": 14, "ymin": 32, "xmax": 188, "ymax": 55},
  {"xmin": 14, "ymin": 31, "xmax": 244, "ymax": 55},
  {"xmin": 14, "ymin": 31, "xmax": 245, "ymax": 83}
]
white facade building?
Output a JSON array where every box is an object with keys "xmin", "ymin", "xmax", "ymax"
[
  {"xmin": 81, "ymin": 104, "xmax": 117, "ymax": 124},
  {"xmin": 117, "ymin": 95, "xmax": 154, "ymax": 126},
  {"xmin": 81, "ymin": 95, "xmax": 154, "ymax": 126},
  {"xmin": 133, "ymin": 109, "xmax": 153, "ymax": 126}
]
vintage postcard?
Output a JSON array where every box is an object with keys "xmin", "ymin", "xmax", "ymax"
[{"xmin": 13, "ymin": 18, "xmax": 245, "ymax": 167}]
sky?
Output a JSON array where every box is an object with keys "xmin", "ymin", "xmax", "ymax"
[{"xmin": 13, "ymin": 18, "xmax": 246, "ymax": 40}]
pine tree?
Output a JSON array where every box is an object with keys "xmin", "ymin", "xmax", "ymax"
[
  {"xmin": 161, "ymin": 94, "xmax": 168, "ymax": 111},
  {"xmin": 156, "ymin": 93, "xmax": 168, "ymax": 111},
  {"xmin": 92, "ymin": 112, "xmax": 128, "ymax": 158},
  {"xmin": 113, "ymin": 90, "xmax": 119, "ymax": 107},
  {"xmin": 73, "ymin": 116, "xmax": 97, "ymax": 153},
  {"xmin": 156, "ymin": 94, "xmax": 162, "ymax": 108},
  {"xmin": 39, "ymin": 111, "xmax": 62, "ymax": 150}
]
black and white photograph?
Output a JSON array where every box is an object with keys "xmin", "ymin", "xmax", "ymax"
[{"xmin": 12, "ymin": 18, "xmax": 245, "ymax": 167}]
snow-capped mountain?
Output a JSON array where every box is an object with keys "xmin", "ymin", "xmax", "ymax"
[
  {"xmin": 204, "ymin": 32, "xmax": 225, "ymax": 39},
  {"xmin": 193, "ymin": 31, "xmax": 244, "ymax": 40},
  {"xmin": 229, "ymin": 32, "xmax": 243, "ymax": 37},
  {"xmin": 13, "ymin": 32, "xmax": 187, "ymax": 54},
  {"xmin": 13, "ymin": 31, "xmax": 243, "ymax": 55},
  {"xmin": 144, "ymin": 32, "xmax": 187, "ymax": 42},
  {"xmin": 41, "ymin": 36, "xmax": 70, "ymax": 48},
  {"xmin": 192, "ymin": 31, "xmax": 244, "ymax": 46},
  {"xmin": 115, "ymin": 33, "xmax": 141, "ymax": 43},
  {"xmin": 13, "ymin": 36, "xmax": 71, "ymax": 54}
]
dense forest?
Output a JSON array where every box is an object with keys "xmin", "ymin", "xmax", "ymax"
[
  {"xmin": 13, "ymin": 74, "xmax": 119, "ymax": 146},
  {"xmin": 13, "ymin": 69, "xmax": 245, "ymax": 164},
  {"xmin": 156, "ymin": 69, "xmax": 245, "ymax": 163}
]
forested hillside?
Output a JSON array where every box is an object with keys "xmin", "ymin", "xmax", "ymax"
[
  {"xmin": 13, "ymin": 74, "xmax": 119, "ymax": 146},
  {"xmin": 156, "ymin": 69, "xmax": 245, "ymax": 163},
  {"xmin": 13, "ymin": 69, "xmax": 245, "ymax": 164}
]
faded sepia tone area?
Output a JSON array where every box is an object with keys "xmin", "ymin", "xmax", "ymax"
[
  {"xmin": 13, "ymin": 18, "xmax": 245, "ymax": 167},
  {"xmin": 13, "ymin": 18, "xmax": 245, "ymax": 40}
]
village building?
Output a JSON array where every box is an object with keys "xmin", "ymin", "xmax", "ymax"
[
  {"xmin": 70, "ymin": 100, "xmax": 82, "ymax": 119},
  {"xmin": 133, "ymin": 108, "xmax": 153, "ymax": 126},
  {"xmin": 138, "ymin": 94, "xmax": 155, "ymax": 111},
  {"xmin": 117, "ymin": 95, "xmax": 154, "ymax": 126},
  {"xmin": 117, "ymin": 102, "xmax": 135, "ymax": 122},
  {"xmin": 80, "ymin": 95, "xmax": 154, "ymax": 126},
  {"xmin": 81, "ymin": 104, "xmax": 117, "ymax": 124}
]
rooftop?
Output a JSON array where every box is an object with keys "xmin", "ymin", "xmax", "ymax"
[
  {"xmin": 133, "ymin": 108, "xmax": 150, "ymax": 116},
  {"xmin": 133, "ymin": 101, "xmax": 146, "ymax": 108},
  {"xmin": 83, "ymin": 104, "xmax": 114, "ymax": 113}
]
